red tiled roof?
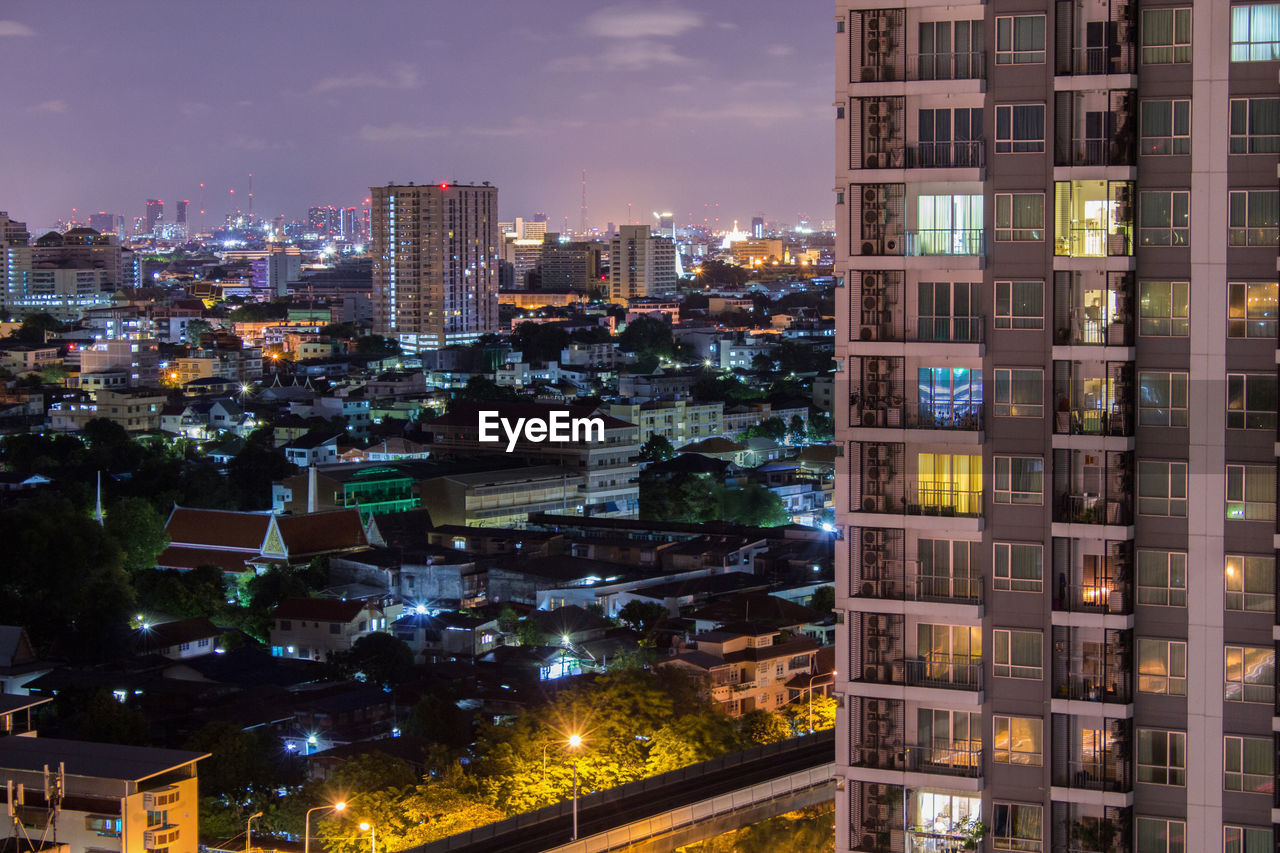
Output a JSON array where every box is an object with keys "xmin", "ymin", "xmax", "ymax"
[
  {"xmin": 165, "ymin": 507, "xmax": 271, "ymax": 551},
  {"xmin": 276, "ymin": 510, "xmax": 367, "ymax": 557},
  {"xmin": 272, "ymin": 597, "xmax": 368, "ymax": 622},
  {"xmin": 156, "ymin": 545, "xmax": 253, "ymax": 573}
]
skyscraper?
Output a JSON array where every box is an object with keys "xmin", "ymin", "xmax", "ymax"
[
  {"xmin": 751, "ymin": 216, "xmax": 765, "ymax": 239},
  {"xmin": 834, "ymin": 3, "xmax": 1280, "ymax": 853},
  {"xmin": 608, "ymin": 224, "xmax": 677, "ymax": 303},
  {"xmin": 144, "ymin": 199, "xmax": 163, "ymax": 236},
  {"xmin": 370, "ymin": 182, "xmax": 499, "ymax": 352}
]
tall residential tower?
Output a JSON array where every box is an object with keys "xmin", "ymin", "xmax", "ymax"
[
  {"xmin": 834, "ymin": 2, "xmax": 1279, "ymax": 852},
  {"xmin": 370, "ymin": 182, "xmax": 499, "ymax": 352}
]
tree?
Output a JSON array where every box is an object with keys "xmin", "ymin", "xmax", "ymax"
[
  {"xmin": 636, "ymin": 434, "xmax": 675, "ymax": 463},
  {"xmin": 618, "ymin": 316, "xmax": 674, "ymax": 360},
  {"xmin": 226, "ymin": 436, "xmax": 296, "ymax": 510},
  {"xmin": 405, "ymin": 691, "xmax": 472, "ymax": 750},
  {"xmin": 787, "ymin": 415, "xmax": 807, "ymax": 442},
  {"xmin": 809, "ymin": 586, "xmax": 835, "ymax": 620},
  {"xmin": 452, "ymin": 376, "xmax": 522, "ymax": 407},
  {"xmin": 68, "ymin": 689, "xmax": 148, "ymax": 745},
  {"xmin": 106, "ymin": 497, "xmax": 170, "ymax": 571},
  {"xmin": 334, "ymin": 632, "xmax": 415, "ymax": 687},
  {"xmin": 714, "ymin": 483, "xmax": 791, "ymax": 527},
  {"xmin": 739, "ymin": 709, "xmax": 791, "ymax": 746},
  {"xmin": 511, "ymin": 322, "xmax": 570, "ymax": 365},
  {"xmin": 133, "ymin": 566, "xmax": 225, "ymax": 620},
  {"xmin": 750, "ymin": 352, "xmax": 776, "ymax": 374},
  {"xmin": 741, "ymin": 417, "xmax": 786, "ymax": 441},
  {"xmin": 645, "ymin": 713, "xmax": 741, "ymax": 776},
  {"xmin": 807, "ymin": 412, "xmax": 833, "ymax": 443},
  {"xmin": 639, "ymin": 473, "xmax": 718, "ymax": 522},
  {"xmin": 325, "ymin": 751, "xmax": 419, "ymax": 793},
  {"xmin": 15, "ymin": 313, "xmax": 63, "ymax": 344},
  {"xmin": 356, "ymin": 335, "xmax": 400, "ymax": 355},
  {"xmin": 185, "ymin": 319, "xmax": 213, "ymax": 348},
  {"xmin": 617, "ymin": 600, "xmax": 667, "ymax": 636}
]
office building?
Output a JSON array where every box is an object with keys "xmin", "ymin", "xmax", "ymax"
[
  {"xmin": 608, "ymin": 224, "xmax": 677, "ymax": 303},
  {"xmin": 341, "ymin": 206, "xmax": 358, "ymax": 240},
  {"xmin": 309, "ymin": 205, "xmax": 341, "ymax": 235},
  {"xmin": 752, "ymin": 216, "xmax": 766, "ymax": 239},
  {"xmin": 88, "ymin": 212, "xmax": 125, "ymax": 240},
  {"xmin": 540, "ymin": 237, "xmax": 603, "ymax": 291},
  {"xmin": 144, "ymin": 199, "xmax": 163, "ymax": 236},
  {"xmin": 833, "ymin": 3, "xmax": 1280, "ymax": 852},
  {"xmin": 370, "ymin": 182, "xmax": 499, "ymax": 352}
]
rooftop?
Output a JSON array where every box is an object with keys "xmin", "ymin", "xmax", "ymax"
[{"xmin": 0, "ymin": 737, "xmax": 207, "ymax": 782}]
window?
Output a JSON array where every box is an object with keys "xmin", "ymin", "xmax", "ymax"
[
  {"xmin": 994, "ymin": 280, "xmax": 1044, "ymax": 329},
  {"xmin": 915, "ymin": 452, "xmax": 983, "ymax": 515},
  {"xmin": 1142, "ymin": 8, "xmax": 1192, "ymax": 64},
  {"xmin": 1228, "ymin": 190, "xmax": 1279, "ymax": 247},
  {"xmin": 1224, "ymin": 735, "xmax": 1273, "ymax": 792},
  {"xmin": 993, "ymin": 368, "xmax": 1044, "ymax": 417},
  {"xmin": 993, "ymin": 715, "xmax": 1042, "ymax": 765},
  {"xmin": 1137, "ymin": 818, "xmax": 1185, "ymax": 853},
  {"xmin": 1141, "ymin": 99, "xmax": 1191, "ymax": 155},
  {"xmin": 991, "ymin": 803, "xmax": 1042, "ymax": 852},
  {"xmin": 1138, "ymin": 372, "xmax": 1188, "ymax": 427},
  {"xmin": 1227, "ymin": 374, "xmax": 1277, "ymax": 429},
  {"xmin": 916, "ymin": 281, "xmax": 981, "ymax": 342},
  {"xmin": 329, "ymin": 622, "xmax": 341, "ymax": 634},
  {"xmin": 1231, "ymin": 3, "xmax": 1280, "ymax": 61},
  {"xmin": 917, "ymin": 20, "xmax": 985, "ymax": 81},
  {"xmin": 1139, "ymin": 191, "xmax": 1190, "ymax": 246},
  {"xmin": 1224, "ymin": 646, "xmax": 1274, "ymax": 703},
  {"xmin": 916, "ymin": 539, "xmax": 981, "ymax": 600},
  {"xmin": 994, "ymin": 628, "xmax": 1042, "ymax": 679},
  {"xmin": 994, "ymin": 457, "xmax": 1043, "ymax": 505},
  {"xmin": 85, "ymin": 817, "xmax": 122, "ymax": 837},
  {"xmin": 918, "ymin": 708, "xmax": 981, "ymax": 767},
  {"xmin": 277, "ymin": 619, "xmax": 291, "ymax": 631},
  {"xmin": 995, "ymin": 104, "xmax": 1045, "ymax": 153},
  {"xmin": 1225, "ymin": 555, "xmax": 1275, "ymax": 612},
  {"xmin": 1138, "ymin": 638, "xmax": 1187, "ymax": 695},
  {"xmin": 916, "ymin": 108, "xmax": 983, "ymax": 167},
  {"xmin": 1137, "ymin": 729, "xmax": 1186, "ymax": 786},
  {"xmin": 918, "ymin": 367, "xmax": 982, "ymax": 426},
  {"xmin": 1229, "ymin": 98, "xmax": 1280, "ymax": 153},
  {"xmin": 1227, "ymin": 282, "xmax": 1278, "ymax": 337},
  {"xmin": 1138, "ymin": 281, "xmax": 1189, "ymax": 336},
  {"xmin": 915, "ymin": 194, "xmax": 985, "ymax": 256},
  {"xmin": 995, "ymin": 193, "xmax": 1045, "ymax": 240},
  {"xmin": 1226, "ymin": 464, "xmax": 1276, "ymax": 521},
  {"xmin": 996, "ymin": 15, "xmax": 1046, "ymax": 64},
  {"xmin": 994, "ymin": 542, "xmax": 1043, "ymax": 592},
  {"xmin": 1224, "ymin": 826, "xmax": 1272, "ymax": 853},
  {"xmin": 1137, "ymin": 550, "xmax": 1187, "ymax": 607},
  {"xmin": 1138, "ymin": 460, "xmax": 1187, "ymax": 517}
]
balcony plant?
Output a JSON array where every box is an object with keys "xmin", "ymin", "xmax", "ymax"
[{"xmin": 1069, "ymin": 817, "xmax": 1119, "ymax": 852}]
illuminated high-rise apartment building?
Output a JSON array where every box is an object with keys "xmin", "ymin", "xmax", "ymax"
[
  {"xmin": 833, "ymin": 2, "xmax": 1280, "ymax": 851},
  {"xmin": 370, "ymin": 182, "xmax": 499, "ymax": 352}
]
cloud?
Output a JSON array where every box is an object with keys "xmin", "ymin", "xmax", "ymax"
[
  {"xmin": 0, "ymin": 21, "xmax": 35, "ymax": 37},
  {"xmin": 550, "ymin": 39, "xmax": 692, "ymax": 72},
  {"xmin": 179, "ymin": 101, "xmax": 212, "ymax": 118},
  {"xmin": 225, "ymin": 135, "xmax": 295, "ymax": 151},
  {"xmin": 311, "ymin": 63, "xmax": 420, "ymax": 94},
  {"xmin": 359, "ymin": 123, "xmax": 451, "ymax": 143},
  {"xmin": 29, "ymin": 99, "xmax": 67, "ymax": 114},
  {"xmin": 766, "ymin": 45, "xmax": 796, "ymax": 58},
  {"xmin": 584, "ymin": 4, "xmax": 700, "ymax": 38}
]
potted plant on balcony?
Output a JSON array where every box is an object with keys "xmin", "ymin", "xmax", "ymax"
[
  {"xmin": 956, "ymin": 816, "xmax": 989, "ymax": 850},
  {"xmin": 1070, "ymin": 817, "xmax": 1120, "ymax": 852}
]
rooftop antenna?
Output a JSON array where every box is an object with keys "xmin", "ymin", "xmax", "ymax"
[
  {"xmin": 580, "ymin": 170, "xmax": 588, "ymax": 235},
  {"xmin": 92, "ymin": 471, "xmax": 104, "ymax": 525},
  {"xmin": 247, "ymin": 173, "xmax": 254, "ymax": 218}
]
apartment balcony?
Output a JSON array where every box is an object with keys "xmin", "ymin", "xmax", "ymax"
[
  {"xmin": 851, "ymin": 401, "xmax": 983, "ymax": 433},
  {"xmin": 1052, "ymin": 754, "xmax": 1132, "ymax": 793},
  {"xmin": 904, "ymin": 229, "xmax": 984, "ymax": 257},
  {"xmin": 1053, "ymin": 540, "xmax": 1133, "ymax": 616},
  {"xmin": 854, "ymin": 142, "xmax": 986, "ymax": 171},
  {"xmin": 1053, "ymin": 1, "xmax": 1137, "ymax": 78},
  {"xmin": 1054, "ymin": 180, "xmax": 1135, "ymax": 258},
  {"xmin": 1052, "ymin": 407, "xmax": 1132, "ymax": 437},
  {"xmin": 856, "ymin": 485, "xmax": 983, "ymax": 519},
  {"xmin": 1054, "ymin": 670, "xmax": 1131, "ymax": 705},
  {"xmin": 1054, "ymin": 91, "xmax": 1137, "ymax": 168},
  {"xmin": 1054, "ymin": 494, "xmax": 1132, "ymax": 526},
  {"xmin": 1053, "ymin": 270, "xmax": 1135, "ymax": 347},
  {"xmin": 898, "ymin": 654, "xmax": 983, "ymax": 692},
  {"xmin": 851, "ymin": 560, "xmax": 983, "ymax": 606},
  {"xmin": 1056, "ymin": 44, "xmax": 1136, "ymax": 77},
  {"xmin": 1052, "ymin": 449, "xmax": 1133, "ymax": 526},
  {"xmin": 902, "ymin": 742, "xmax": 983, "ymax": 778},
  {"xmin": 1051, "ymin": 804, "xmax": 1133, "ymax": 853},
  {"xmin": 1052, "ymin": 627, "xmax": 1132, "ymax": 705}
]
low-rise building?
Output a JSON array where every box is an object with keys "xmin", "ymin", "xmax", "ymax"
[
  {"xmin": 419, "ymin": 465, "xmax": 588, "ymax": 527},
  {"xmin": 0, "ymin": 344, "xmax": 61, "ymax": 375},
  {"xmin": 47, "ymin": 388, "xmax": 167, "ymax": 433},
  {"xmin": 269, "ymin": 597, "xmax": 387, "ymax": 662},
  {"xmin": 604, "ymin": 398, "xmax": 724, "ymax": 447},
  {"xmin": 661, "ymin": 623, "xmax": 817, "ymax": 716}
]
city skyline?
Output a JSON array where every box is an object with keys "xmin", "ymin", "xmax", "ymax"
[{"xmin": 1, "ymin": 0, "xmax": 833, "ymax": 232}]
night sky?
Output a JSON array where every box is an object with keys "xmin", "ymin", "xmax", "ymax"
[{"xmin": 3, "ymin": 1, "xmax": 833, "ymax": 233}]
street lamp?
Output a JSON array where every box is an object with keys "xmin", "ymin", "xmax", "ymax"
[
  {"xmin": 359, "ymin": 821, "xmax": 376, "ymax": 853},
  {"xmin": 304, "ymin": 802, "xmax": 344, "ymax": 853},
  {"xmin": 567, "ymin": 733, "xmax": 583, "ymax": 841},
  {"xmin": 808, "ymin": 670, "xmax": 835, "ymax": 734},
  {"xmin": 246, "ymin": 812, "xmax": 263, "ymax": 853}
]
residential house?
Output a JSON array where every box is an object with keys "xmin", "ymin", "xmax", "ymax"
[
  {"xmin": 269, "ymin": 597, "xmax": 387, "ymax": 662},
  {"xmin": 134, "ymin": 618, "xmax": 223, "ymax": 660},
  {"xmin": 661, "ymin": 623, "xmax": 817, "ymax": 716}
]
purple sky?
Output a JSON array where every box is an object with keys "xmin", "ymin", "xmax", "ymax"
[{"xmin": 3, "ymin": 1, "xmax": 833, "ymax": 233}]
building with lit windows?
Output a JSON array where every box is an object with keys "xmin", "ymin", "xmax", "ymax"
[
  {"xmin": 608, "ymin": 224, "xmax": 677, "ymax": 303},
  {"xmin": 833, "ymin": 3, "xmax": 1280, "ymax": 852}
]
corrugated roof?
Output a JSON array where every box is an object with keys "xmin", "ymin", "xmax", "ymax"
[
  {"xmin": 0, "ymin": 736, "xmax": 207, "ymax": 782},
  {"xmin": 272, "ymin": 597, "xmax": 368, "ymax": 622}
]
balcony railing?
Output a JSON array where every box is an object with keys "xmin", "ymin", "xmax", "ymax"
[
  {"xmin": 851, "ymin": 562, "xmax": 983, "ymax": 605},
  {"xmin": 907, "ymin": 828, "xmax": 973, "ymax": 853},
  {"xmin": 906, "ymin": 229, "xmax": 984, "ymax": 257},
  {"xmin": 913, "ymin": 317, "xmax": 984, "ymax": 344},
  {"xmin": 899, "ymin": 654, "xmax": 983, "ymax": 691},
  {"xmin": 1057, "ymin": 138, "xmax": 1136, "ymax": 168},
  {"xmin": 1057, "ymin": 44, "xmax": 1136, "ymax": 76},
  {"xmin": 1052, "ymin": 407, "xmax": 1132, "ymax": 437},
  {"xmin": 1055, "ymin": 227, "xmax": 1132, "ymax": 258},
  {"xmin": 1054, "ymin": 494, "xmax": 1132, "ymax": 526},
  {"xmin": 902, "ymin": 141, "xmax": 985, "ymax": 169},
  {"xmin": 909, "ymin": 485, "xmax": 983, "ymax": 518},
  {"xmin": 911, "ymin": 50, "xmax": 987, "ymax": 82},
  {"xmin": 1053, "ymin": 755, "xmax": 1132, "ymax": 792},
  {"xmin": 903, "ymin": 742, "xmax": 983, "ymax": 778},
  {"xmin": 1056, "ymin": 312, "xmax": 1133, "ymax": 347},
  {"xmin": 1055, "ymin": 580, "xmax": 1132, "ymax": 615},
  {"xmin": 1054, "ymin": 670, "xmax": 1131, "ymax": 704},
  {"xmin": 852, "ymin": 401, "xmax": 983, "ymax": 432}
]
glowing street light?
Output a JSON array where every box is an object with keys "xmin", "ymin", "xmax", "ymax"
[
  {"xmin": 304, "ymin": 802, "xmax": 344, "ymax": 853},
  {"xmin": 568, "ymin": 733, "xmax": 584, "ymax": 841},
  {"xmin": 358, "ymin": 821, "xmax": 376, "ymax": 853},
  {"xmin": 245, "ymin": 812, "xmax": 263, "ymax": 853}
]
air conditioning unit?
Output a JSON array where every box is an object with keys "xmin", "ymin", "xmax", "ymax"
[
  {"xmin": 865, "ymin": 698, "xmax": 880, "ymax": 713},
  {"xmin": 867, "ymin": 804, "xmax": 885, "ymax": 820},
  {"xmin": 865, "ymin": 635, "xmax": 882, "ymax": 651},
  {"xmin": 871, "ymin": 121, "xmax": 893, "ymax": 138},
  {"xmin": 863, "ymin": 665, "xmax": 880, "ymax": 682},
  {"xmin": 859, "ymin": 324, "xmax": 882, "ymax": 340},
  {"xmin": 866, "ymin": 783, "xmax": 883, "ymax": 797},
  {"xmin": 874, "ymin": 15, "xmax": 890, "ymax": 32},
  {"xmin": 866, "ymin": 15, "xmax": 882, "ymax": 32},
  {"xmin": 863, "ymin": 186, "xmax": 884, "ymax": 204},
  {"xmin": 863, "ymin": 207, "xmax": 884, "ymax": 226},
  {"xmin": 864, "ymin": 153, "xmax": 888, "ymax": 169},
  {"xmin": 865, "ymin": 357, "xmax": 886, "ymax": 375},
  {"xmin": 860, "ymin": 581, "xmax": 878, "ymax": 597},
  {"xmin": 865, "ymin": 444, "xmax": 883, "ymax": 461},
  {"xmin": 866, "ymin": 614, "xmax": 884, "ymax": 631},
  {"xmin": 866, "ymin": 381, "xmax": 888, "ymax": 396},
  {"xmin": 884, "ymin": 236, "xmax": 900, "ymax": 253},
  {"xmin": 860, "ymin": 240, "xmax": 884, "ymax": 255},
  {"xmin": 144, "ymin": 829, "xmax": 180, "ymax": 849},
  {"xmin": 862, "ymin": 496, "xmax": 881, "ymax": 512},
  {"xmin": 1114, "ymin": 185, "xmax": 1132, "ymax": 205},
  {"xmin": 862, "ymin": 294, "xmax": 883, "ymax": 312},
  {"xmin": 861, "ymin": 528, "xmax": 883, "ymax": 548},
  {"xmin": 861, "ymin": 409, "xmax": 885, "ymax": 427},
  {"xmin": 862, "ymin": 273, "xmax": 882, "ymax": 291},
  {"xmin": 143, "ymin": 788, "xmax": 180, "ymax": 810}
]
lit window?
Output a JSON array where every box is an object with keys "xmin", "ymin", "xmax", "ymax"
[
  {"xmin": 1138, "ymin": 191, "xmax": 1190, "ymax": 246},
  {"xmin": 1224, "ymin": 735, "xmax": 1273, "ymax": 792},
  {"xmin": 993, "ymin": 368, "xmax": 1043, "ymax": 417},
  {"xmin": 1227, "ymin": 281, "xmax": 1278, "ymax": 337},
  {"xmin": 1137, "ymin": 550, "xmax": 1187, "ymax": 607},
  {"xmin": 1138, "ymin": 460, "xmax": 1187, "ymax": 517},
  {"xmin": 1136, "ymin": 817, "xmax": 1184, "ymax": 853},
  {"xmin": 1224, "ymin": 645, "xmax": 1274, "ymax": 703},
  {"xmin": 1138, "ymin": 638, "xmax": 1187, "ymax": 695},
  {"xmin": 1230, "ymin": 3, "xmax": 1280, "ymax": 61},
  {"xmin": 1227, "ymin": 190, "xmax": 1279, "ymax": 247},
  {"xmin": 995, "ymin": 15, "xmax": 1045, "ymax": 64},
  {"xmin": 1141, "ymin": 8, "xmax": 1192, "ymax": 64},
  {"xmin": 992, "ymin": 715, "xmax": 1042, "ymax": 765},
  {"xmin": 993, "ymin": 542, "xmax": 1042, "ymax": 592},
  {"xmin": 1227, "ymin": 373, "xmax": 1277, "ymax": 429},
  {"xmin": 1226, "ymin": 464, "xmax": 1276, "ymax": 521},
  {"xmin": 1229, "ymin": 98, "xmax": 1280, "ymax": 153},
  {"xmin": 1225, "ymin": 554, "xmax": 1275, "ymax": 612},
  {"xmin": 1137, "ymin": 728, "xmax": 1186, "ymax": 786},
  {"xmin": 993, "ymin": 628, "xmax": 1042, "ymax": 679},
  {"xmin": 994, "ymin": 456, "xmax": 1043, "ymax": 505},
  {"xmin": 1138, "ymin": 281, "xmax": 1189, "ymax": 336},
  {"xmin": 991, "ymin": 803, "xmax": 1042, "ymax": 852},
  {"xmin": 915, "ymin": 452, "xmax": 982, "ymax": 515},
  {"xmin": 994, "ymin": 280, "xmax": 1044, "ymax": 329},
  {"xmin": 994, "ymin": 194, "xmax": 1045, "ymax": 241},
  {"xmin": 995, "ymin": 104, "xmax": 1045, "ymax": 153},
  {"xmin": 1138, "ymin": 372, "xmax": 1188, "ymax": 427},
  {"xmin": 1140, "ymin": 99, "xmax": 1191, "ymax": 155}
]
